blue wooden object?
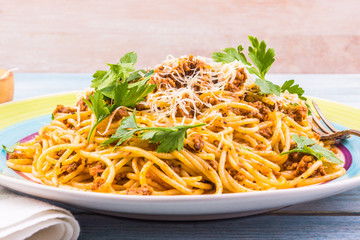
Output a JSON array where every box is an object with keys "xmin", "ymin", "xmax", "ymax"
[{"xmin": 11, "ymin": 73, "xmax": 360, "ymax": 239}]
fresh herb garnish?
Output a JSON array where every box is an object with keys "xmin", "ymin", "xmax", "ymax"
[
  {"xmin": 83, "ymin": 91, "xmax": 111, "ymax": 141},
  {"xmin": 2, "ymin": 142, "xmax": 19, "ymax": 153},
  {"xmin": 280, "ymin": 134, "xmax": 343, "ymax": 164},
  {"xmin": 83, "ymin": 52, "xmax": 156, "ymax": 141},
  {"xmin": 246, "ymin": 36, "xmax": 280, "ymax": 96},
  {"xmin": 51, "ymin": 113, "xmax": 55, "ymax": 120},
  {"xmin": 212, "ymin": 36, "xmax": 279, "ymax": 96},
  {"xmin": 247, "ymin": 36, "xmax": 275, "ymax": 80},
  {"xmin": 255, "ymin": 78, "xmax": 281, "ymax": 96},
  {"xmin": 212, "ymin": 36, "xmax": 306, "ymax": 99},
  {"xmin": 212, "ymin": 37, "xmax": 310, "ymax": 114},
  {"xmin": 127, "ymin": 69, "xmax": 154, "ymax": 83},
  {"xmin": 113, "ymin": 80, "xmax": 156, "ymax": 108},
  {"xmin": 102, "ymin": 111, "xmax": 205, "ymax": 153},
  {"xmin": 281, "ymin": 79, "xmax": 306, "ymax": 100},
  {"xmin": 212, "ymin": 45, "xmax": 251, "ymax": 65},
  {"xmin": 90, "ymin": 52, "xmax": 154, "ymax": 99}
]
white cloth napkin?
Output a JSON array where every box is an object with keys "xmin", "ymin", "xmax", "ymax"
[{"xmin": 0, "ymin": 187, "xmax": 80, "ymax": 240}]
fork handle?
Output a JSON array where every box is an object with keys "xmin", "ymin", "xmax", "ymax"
[
  {"xmin": 320, "ymin": 129, "xmax": 360, "ymax": 140},
  {"xmin": 347, "ymin": 129, "xmax": 360, "ymax": 137}
]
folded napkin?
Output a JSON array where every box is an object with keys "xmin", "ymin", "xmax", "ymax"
[{"xmin": 0, "ymin": 187, "xmax": 79, "ymax": 240}]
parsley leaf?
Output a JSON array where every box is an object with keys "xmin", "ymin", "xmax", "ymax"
[
  {"xmin": 212, "ymin": 45, "xmax": 251, "ymax": 65},
  {"xmin": 2, "ymin": 142, "xmax": 20, "ymax": 153},
  {"xmin": 83, "ymin": 91, "xmax": 110, "ymax": 141},
  {"xmin": 102, "ymin": 111, "xmax": 206, "ymax": 153},
  {"xmin": 120, "ymin": 51, "xmax": 137, "ymax": 64},
  {"xmin": 143, "ymin": 127, "xmax": 190, "ymax": 153},
  {"xmin": 103, "ymin": 79, "xmax": 156, "ymax": 111},
  {"xmin": 291, "ymin": 134, "xmax": 315, "ymax": 148},
  {"xmin": 255, "ymin": 78, "xmax": 281, "ymax": 96},
  {"xmin": 280, "ymin": 134, "xmax": 343, "ymax": 164},
  {"xmin": 127, "ymin": 69, "xmax": 152, "ymax": 82},
  {"xmin": 117, "ymin": 80, "xmax": 156, "ymax": 108},
  {"xmin": 247, "ymin": 36, "xmax": 275, "ymax": 80},
  {"xmin": 281, "ymin": 80, "xmax": 306, "ymax": 100},
  {"xmin": 51, "ymin": 113, "xmax": 55, "ymax": 120},
  {"xmin": 102, "ymin": 112, "xmax": 139, "ymax": 146},
  {"xmin": 310, "ymin": 144, "xmax": 343, "ymax": 164},
  {"xmin": 246, "ymin": 36, "xmax": 280, "ymax": 96},
  {"xmin": 90, "ymin": 52, "xmax": 138, "ymax": 97}
]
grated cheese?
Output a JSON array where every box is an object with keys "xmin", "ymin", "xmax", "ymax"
[{"xmin": 144, "ymin": 55, "xmax": 252, "ymax": 125}]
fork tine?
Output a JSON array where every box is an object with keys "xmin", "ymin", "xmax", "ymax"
[
  {"xmin": 310, "ymin": 120, "xmax": 324, "ymax": 135},
  {"xmin": 312, "ymin": 100, "xmax": 338, "ymax": 133},
  {"xmin": 309, "ymin": 108, "xmax": 333, "ymax": 134}
]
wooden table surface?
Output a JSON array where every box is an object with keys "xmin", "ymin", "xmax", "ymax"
[{"xmin": 10, "ymin": 73, "xmax": 360, "ymax": 239}]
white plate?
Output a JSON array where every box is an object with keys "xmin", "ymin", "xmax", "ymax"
[
  {"xmin": 1, "ymin": 93, "xmax": 360, "ymax": 220},
  {"xmin": 0, "ymin": 173, "xmax": 359, "ymax": 220}
]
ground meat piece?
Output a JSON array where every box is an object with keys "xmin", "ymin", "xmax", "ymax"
[
  {"xmin": 254, "ymin": 144, "xmax": 267, "ymax": 151},
  {"xmin": 283, "ymin": 161, "xmax": 298, "ymax": 171},
  {"xmin": 76, "ymin": 98, "xmax": 89, "ymax": 111},
  {"xmin": 175, "ymin": 102, "xmax": 193, "ymax": 118},
  {"xmin": 53, "ymin": 105, "xmax": 76, "ymax": 115},
  {"xmin": 230, "ymin": 101, "xmax": 272, "ymax": 121},
  {"xmin": 295, "ymin": 155, "xmax": 314, "ymax": 176},
  {"xmin": 213, "ymin": 140, "xmax": 223, "ymax": 149},
  {"xmin": 229, "ymin": 169, "xmax": 245, "ymax": 182},
  {"xmin": 113, "ymin": 107, "xmax": 129, "ymax": 121},
  {"xmin": 165, "ymin": 160, "xmax": 182, "ymax": 175},
  {"xmin": 203, "ymin": 96, "xmax": 218, "ymax": 105},
  {"xmin": 273, "ymin": 170, "xmax": 282, "ymax": 178},
  {"xmin": 207, "ymin": 160, "xmax": 218, "ymax": 170},
  {"xmin": 115, "ymin": 172, "xmax": 128, "ymax": 183},
  {"xmin": 56, "ymin": 150, "xmax": 66, "ymax": 157},
  {"xmin": 225, "ymin": 68, "xmax": 247, "ymax": 92},
  {"xmin": 126, "ymin": 185, "xmax": 153, "ymax": 195},
  {"xmin": 284, "ymin": 152, "xmax": 317, "ymax": 177},
  {"xmin": 135, "ymin": 103, "xmax": 146, "ymax": 111},
  {"xmin": 89, "ymin": 162, "xmax": 105, "ymax": 176},
  {"xmin": 331, "ymin": 147, "xmax": 339, "ymax": 154},
  {"xmin": 258, "ymin": 127, "xmax": 273, "ymax": 138},
  {"xmin": 315, "ymin": 165, "xmax": 326, "ymax": 176},
  {"xmin": 190, "ymin": 134, "xmax": 204, "ymax": 152},
  {"xmin": 91, "ymin": 177, "xmax": 105, "ymax": 190},
  {"xmin": 249, "ymin": 101, "xmax": 272, "ymax": 121},
  {"xmin": 8, "ymin": 151, "xmax": 27, "ymax": 159},
  {"xmin": 62, "ymin": 161, "xmax": 80, "ymax": 173},
  {"xmin": 283, "ymin": 152, "xmax": 303, "ymax": 171},
  {"xmin": 283, "ymin": 104, "xmax": 308, "ymax": 123}
]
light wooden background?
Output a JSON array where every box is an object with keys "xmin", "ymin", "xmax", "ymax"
[{"xmin": 0, "ymin": 0, "xmax": 359, "ymax": 73}]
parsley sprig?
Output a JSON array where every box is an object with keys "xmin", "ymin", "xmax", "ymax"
[
  {"xmin": 280, "ymin": 134, "xmax": 343, "ymax": 164},
  {"xmin": 91, "ymin": 52, "xmax": 155, "ymax": 99},
  {"xmin": 84, "ymin": 52, "xmax": 156, "ymax": 141},
  {"xmin": 102, "ymin": 111, "xmax": 205, "ymax": 153},
  {"xmin": 212, "ymin": 36, "xmax": 306, "ymax": 100}
]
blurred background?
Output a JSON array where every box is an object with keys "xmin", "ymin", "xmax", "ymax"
[{"xmin": 1, "ymin": 0, "xmax": 359, "ymax": 73}]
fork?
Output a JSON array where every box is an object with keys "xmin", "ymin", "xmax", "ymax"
[{"xmin": 310, "ymin": 100, "xmax": 360, "ymax": 140}]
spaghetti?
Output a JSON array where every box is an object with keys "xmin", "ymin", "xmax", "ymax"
[{"xmin": 6, "ymin": 55, "xmax": 346, "ymax": 195}]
